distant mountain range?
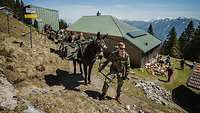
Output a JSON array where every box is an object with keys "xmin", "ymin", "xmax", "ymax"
[{"xmin": 124, "ymin": 17, "xmax": 200, "ymax": 41}]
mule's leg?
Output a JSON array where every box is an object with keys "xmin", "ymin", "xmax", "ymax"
[
  {"xmin": 73, "ymin": 60, "xmax": 76, "ymax": 74},
  {"xmin": 79, "ymin": 62, "xmax": 83, "ymax": 75},
  {"xmin": 83, "ymin": 64, "xmax": 88, "ymax": 85},
  {"xmin": 88, "ymin": 62, "xmax": 94, "ymax": 84}
]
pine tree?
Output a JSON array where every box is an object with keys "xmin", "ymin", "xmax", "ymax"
[
  {"xmin": 59, "ymin": 19, "xmax": 68, "ymax": 29},
  {"xmin": 0, "ymin": 0, "xmax": 5, "ymax": 7},
  {"xmin": 147, "ymin": 23, "xmax": 154, "ymax": 35},
  {"xmin": 185, "ymin": 25, "xmax": 200, "ymax": 61},
  {"xmin": 179, "ymin": 21, "xmax": 195, "ymax": 54},
  {"xmin": 19, "ymin": 0, "xmax": 24, "ymax": 21},
  {"xmin": 15, "ymin": 0, "xmax": 21, "ymax": 19},
  {"xmin": 7, "ymin": 0, "xmax": 15, "ymax": 10},
  {"xmin": 162, "ymin": 27, "xmax": 180, "ymax": 58},
  {"xmin": 185, "ymin": 21, "xmax": 195, "ymax": 40},
  {"xmin": 3, "ymin": 0, "xmax": 8, "ymax": 7},
  {"xmin": 0, "ymin": 0, "xmax": 15, "ymax": 12}
]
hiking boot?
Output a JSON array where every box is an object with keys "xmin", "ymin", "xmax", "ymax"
[
  {"xmin": 115, "ymin": 97, "xmax": 122, "ymax": 104},
  {"xmin": 115, "ymin": 96, "xmax": 120, "ymax": 100},
  {"xmin": 115, "ymin": 94, "xmax": 122, "ymax": 102},
  {"xmin": 88, "ymin": 80, "xmax": 91, "ymax": 84},
  {"xmin": 99, "ymin": 93, "xmax": 106, "ymax": 100}
]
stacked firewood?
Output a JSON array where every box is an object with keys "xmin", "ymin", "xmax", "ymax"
[{"xmin": 145, "ymin": 56, "xmax": 169, "ymax": 76}]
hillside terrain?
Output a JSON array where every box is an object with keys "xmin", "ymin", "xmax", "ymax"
[{"xmin": 0, "ymin": 13, "xmax": 187, "ymax": 113}]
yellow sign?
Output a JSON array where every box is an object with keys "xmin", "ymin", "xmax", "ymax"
[{"xmin": 24, "ymin": 14, "xmax": 37, "ymax": 19}]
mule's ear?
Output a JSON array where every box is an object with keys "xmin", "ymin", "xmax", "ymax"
[
  {"xmin": 97, "ymin": 32, "xmax": 101, "ymax": 39},
  {"xmin": 102, "ymin": 33, "xmax": 108, "ymax": 39}
]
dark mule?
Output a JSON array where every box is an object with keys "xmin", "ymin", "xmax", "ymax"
[{"xmin": 73, "ymin": 32, "xmax": 107, "ymax": 85}]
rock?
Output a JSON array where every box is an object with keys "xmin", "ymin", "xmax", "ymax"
[
  {"xmin": 131, "ymin": 110, "xmax": 138, "ymax": 113},
  {"xmin": 0, "ymin": 76, "xmax": 17, "ymax": 110},
  {"xmin": 138, "ymin": 109, "xmax": 145, "ymax": 113},
  {"xmin": 20, "ymin": 98, "xmax": 45, "ymax": 113},
  {"xmin": 6, "ymin": 57, "xmax": 13, "ymax": 62},
  {"xmin": 0, "ymin": 56, "xmax": 6, "ymax": 64},
  {"xmin": 35, "ymin": 64, "xmax": 45, "ymax": 72},
  {"xmin": 23, "ymin": 105, "xmax": 45, "ymax": 113},
  {"xmin": 30, "ymin": 87, "xmax": 49, "ymax": 95},
  {"xmin": 135, "ymin": 80, "xmax": 171, "ymax": 105},
  {"xmin": 126, "ymin": 105, "xmax": 131, "ymax": 110},
  {"xmin": 0, "ymin": 68, "xmax": 4, "ymax": 75},
  {"xmin": 133, "ymin": 104, "xmax": 137, "ymax": 109},
  {"xmin": 6, "ymin": 64, "xmax": 15, "ymax": 71}
]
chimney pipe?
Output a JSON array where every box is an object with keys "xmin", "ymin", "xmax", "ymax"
[{"xmin": 97, "ymin": 11, "xmax": 101, "ymax": 16}]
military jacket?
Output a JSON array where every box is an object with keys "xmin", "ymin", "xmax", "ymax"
[{"xmin": 100, "ymin": 51, "xmax": 130, "ymax": 75}]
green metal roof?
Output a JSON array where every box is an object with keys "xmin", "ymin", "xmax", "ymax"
[{"xmin": 68, "ymin": 15, "xmax": 161, "ymax": 53}]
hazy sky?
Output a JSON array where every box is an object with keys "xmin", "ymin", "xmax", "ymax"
[{"xmin": 24, "ymin": 0, "xmax": 200, "ymax": 23}]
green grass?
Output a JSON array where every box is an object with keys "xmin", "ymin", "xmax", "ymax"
[{"xmin": 132, "ymin": 57, "xmax": 200, "ymax": 94}]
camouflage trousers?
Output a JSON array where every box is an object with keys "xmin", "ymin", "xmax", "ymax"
[{"xmin": 101, "ymin": 72, "xmax": 124, "ymax": 98}]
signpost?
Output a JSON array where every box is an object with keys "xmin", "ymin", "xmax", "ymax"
[
  {"xmin": 24, "ymin": 8, "xmax": 37, "ymax": 48},
  {"xmin": 25, "ymin": 8, "xmax": 36, "ymax": 13},
  {"xmin": 24, "ymin": 14, "xmax": 37, "ymax": 19}
]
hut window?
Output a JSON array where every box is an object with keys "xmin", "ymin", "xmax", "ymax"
[
  {"xmin": 127, "ymin": 31, "xmax": 147, "ymax": 38},
  {"xmin": 145, "ymin": 42, "xmax": 148, "ymax": 46}
]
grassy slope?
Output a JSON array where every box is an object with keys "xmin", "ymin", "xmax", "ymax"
[{"xmin": 0, "ymin": 12, "xmax": 187, "ymax": 113}]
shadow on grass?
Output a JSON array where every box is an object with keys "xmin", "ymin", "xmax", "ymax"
[
  {"xmin": 50, "ymin": 48, "xmax": 61, "ymax": 57},
  {"xmin": 84, "ymin": 90, "xmax": 101, "ymax": 99},
  {"xmin": 84, "ymin": 90, "xmax": 113, "ymax": 100},
  {"xmin": 175, "ymin": 67, "xmax": 183, "ymax": 70},
  {"xmin": 44, "ymin": 68, "xmax": 84, "ymax": 91},
  {"xmin": 172, "ymin": 85, "xmax": 200, "ymax": 113},
  {"xmin": 158, "ymin": 79, "xmax": 169, "ymax": 83}
]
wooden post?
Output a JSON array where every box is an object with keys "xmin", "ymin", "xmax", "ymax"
[
  {"xmin": 6, "ymin": 13, "xmax": 10, "ymax": 35},
  {"xmin": 25, "ymin": 7, "xmax": 37, "ymax": 48},
  {"xmin": 30, "ymin": 24, "xmax": 32, "ymax": 48}
]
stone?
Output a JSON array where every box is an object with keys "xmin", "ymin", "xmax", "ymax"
[
  {"xmin": 0, "ymin": 76, "xmax": 17, "ymax": 110},
  {"xmin": 35, "ymin": 64, "xmax": 45, "ymax": 72},
  {"xmin": 135, "ymin": 80, "xmax": 171, "ymax": 105},
  {"xmin": 6, "ymin": 64, "xmax": 15, "ymax": 71},
  {"xmin": 30, "ymin": 87, "xmax": 49, "ymax": 96},
  {"xmin": 138, "ymin": 109, "xmax": 145, "ymax": 113},
  {"xmin": 20, "ymin": 98, "xmax": 45, "ymax": 113},
  {"xmin": 126, "ymin": 105, "xmax": 131, "ymax": 110}
]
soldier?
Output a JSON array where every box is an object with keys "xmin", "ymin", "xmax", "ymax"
[
  {"xmin": 57, "ymin": 29, "xmax": 66, "ymax": 41},
  {"xmin": 79, "ymin": 32, "xmax": 86, "ymax": 41},
  {"xmin": 98, "ymin": 42, "xmax": 130, "ymax": 101},
  {"xmin": 165, "ymin": 55, "xmax": 171, "ymax": 66},
  {"xmin": 166, "ymin": 66, "xmax": 173, "ymax": 82},
  {"xmin": 180, "ymin": 58, "xmax": 185, "ymax": 70}
]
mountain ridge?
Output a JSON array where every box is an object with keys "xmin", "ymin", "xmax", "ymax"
[{"xmin": 124, "ymin": 17, "xmax": 200, "ymax": 40}]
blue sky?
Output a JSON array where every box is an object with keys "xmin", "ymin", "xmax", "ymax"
[{"xmin": 24, "ymin": 0, "xmax": 200, "ymax": 23}]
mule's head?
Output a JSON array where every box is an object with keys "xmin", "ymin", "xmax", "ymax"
[
  {"xmin": 95, "ymin": 32, "xmax": 107, "ymax": 51},
  {"xmin": 95, "ymin": 32, "xmax": 108, "ymax": 59}
]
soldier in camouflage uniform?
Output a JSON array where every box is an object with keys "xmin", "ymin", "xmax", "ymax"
[
  {"xmin": 98, "ymin": 42, "xmax": 130, "ymax": 101},
  {"xmin": 57, "ymin": 29, "xmax": 67, "ymax": 43}
]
